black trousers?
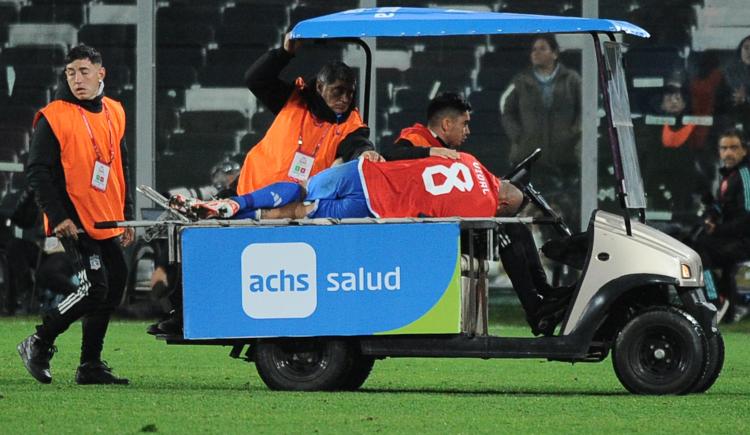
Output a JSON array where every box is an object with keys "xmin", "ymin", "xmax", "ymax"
[
  {"xmin": 692, "ymin": 233, "xmax": 750, "ymax": 303},
  {"xmin": 498, "ymin": 223, "xmax": 549, "ymax": 318},
  {"xmin": 35, "ymin": 234, "xmax": 126, "ymax": 364}
]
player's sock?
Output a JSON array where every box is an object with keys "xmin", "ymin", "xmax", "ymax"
[{"xmin": 232, "ymin": 182, "xmax": 303, "ymax": 211}]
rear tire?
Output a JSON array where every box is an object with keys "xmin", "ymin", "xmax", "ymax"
[
  {"xmin": 613, "ymin": 307, "xmax": 707, "ymax": 395},
  {"xmin": 254, "ymin": 339, "xmax": 353, "ymax": 391},
  {"xmin": 340, "ymin": 354, "xmax": 375, "ymax": 390},
  {"xmin": 691, "ymin": 330, "xmax": 724, "ymax": 393}
]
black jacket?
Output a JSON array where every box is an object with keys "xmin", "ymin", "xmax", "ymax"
[
  {"xmin": 709, "ymin": 157, "xmax": 750, "ymax": 238},
  {"xmin": 244, "ymin": 48, "xmax": 374, "ymax": 162},
  {"xmin": 381, "ymin": 134, "xmax": 450, "ymax": 161},
  {"xmin": 26, "ymin": 80, "xmax": 134, "ymax": 233}
]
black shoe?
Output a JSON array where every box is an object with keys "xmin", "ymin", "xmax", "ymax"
[
  {"xmin": 528, "ymin": 298, "xmax": 569, "ymax": 337},
  {"xmin": 146, "ymin": 322, "xmax": 162, "ymax": 335},
  {"xmin": 156, "ymin": 316, "xmax": 183, "ymax": 336},
  {"xmin": 530, "ymin": 314, "xmax": 558, "ymax": 337},
  {"xmin": 539, "ymin": 283, "xmax": 576, "ymax": 300},
  {"xmin": 17, "ymin": 334, "xmax": 56, "ymax": 384},
  {"xmin": 76, "ymin": 360, "xmax": 129, "ymax": 385}
]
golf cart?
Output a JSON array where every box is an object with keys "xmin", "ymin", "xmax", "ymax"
[{"xmin": 102, "ymin": 7, "xmax": 721, "ymax": 395}]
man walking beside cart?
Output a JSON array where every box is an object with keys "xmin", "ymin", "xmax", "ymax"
[{"xmin": 17, "ymin": 45, "xmax": 134, "ymax": 385}]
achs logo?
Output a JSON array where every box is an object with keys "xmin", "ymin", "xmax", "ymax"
[{"xmin": 241, "ymin": 242, "xmax": 317, "ymax": 319}]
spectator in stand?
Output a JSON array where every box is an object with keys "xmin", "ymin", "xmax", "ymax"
[
  {"xmin": 501, "ymin": 35, "xmax": 581, "ymax": 229},
  {"xmin": 638, "ymin": 83, "xmax": 713, "ymax": 218},
  {"xmin": 689, "ymin": 51, "xmax": 723, "ymax": 158},
  {"xmin": 691, "ymin": 128, "xmax": 750, "ymax": 323},
  {"xmin": 719, "ymin": 34, "xmax": 750, "ymax": 133}
]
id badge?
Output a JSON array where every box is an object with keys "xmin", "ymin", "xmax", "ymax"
[
  {"xmin": 91, "ymin": 160, "xmax": 110, "ymax": 191},
  {"xmin": 288, "ymin": 151, "xmax": 315, "ymax": 182}
]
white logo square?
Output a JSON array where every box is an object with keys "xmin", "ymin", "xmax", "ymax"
[{"xmin": 241, "ymin": 242, "xmax": 317, "ymax": 319}]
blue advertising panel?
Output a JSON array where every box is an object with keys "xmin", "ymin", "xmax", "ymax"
[{"xmin": 181, "ymin": 223, "xmax": 461, "ymax": 339}]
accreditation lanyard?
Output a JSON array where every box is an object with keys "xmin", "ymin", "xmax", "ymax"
[
  {"xmin": 77, "ymin": 104, "xmax": 115, "ymax": 191},
  {"xmin": 288, "ymin": 110, "xmax": 336, "ymax": 182}
]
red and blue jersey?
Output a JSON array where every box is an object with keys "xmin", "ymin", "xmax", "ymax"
[{"xmin": 359, "ymin": 153, "xmax": 502, "ymax": 218}]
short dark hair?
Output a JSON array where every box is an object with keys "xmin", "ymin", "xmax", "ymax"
[
  {"xmin": 735, "ymin": 34, "xmax": 750, "ymax": 59},
  {"xmin": 719, "ymin": 127, "xmax": 747, "ymax": 148},
  {"xmin": 532, "ymin": 35, "xmax": 560, "ymax": 54},
  {"xmin": 427, "ymin": 92, "xmax": 472, "ymax": 125},
  {"xmin": 65, "ymin": 44, "xmax": 103, "ymax": 65},
  {"xmin": 316, "ymin": 61, "xmax": 356, "ymax": 87}
]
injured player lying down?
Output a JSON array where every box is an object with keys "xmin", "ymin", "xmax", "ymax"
[
  {"xmin": 170, "ymin": 152, "xmax": 572, "ymax": 336},
  {"xmin": 171, "ymin": 152, "xmax": 523, "ymax": 220}
]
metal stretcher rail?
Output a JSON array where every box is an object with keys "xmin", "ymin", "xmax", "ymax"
[{"xmin": 96, "ymin": 215, "xmax": 557, "ymax": 229}]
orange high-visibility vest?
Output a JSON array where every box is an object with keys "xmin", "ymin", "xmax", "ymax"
[
  {"xmin": 34, "ymin": 98, "xmax": 127, "ymax": 240},
  {"xmin": 236, "ymin": 83, "xmax": 366, "ymax": 194},
  {"xmin": 397, "ymin": 123, "xmax": 444, "ymax": 148}
]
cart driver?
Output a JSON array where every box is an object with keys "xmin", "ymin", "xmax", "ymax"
[
  {"xmin": 171, "ymin": 152, "xmax": 570, "ymax": 336},
  {"xmin": 380, "ymin": 92, "xmax": 466, "ymax": 161}
]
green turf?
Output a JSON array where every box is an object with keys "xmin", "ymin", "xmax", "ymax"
[{"xmin": 2, "ymin": 317, "xmax": 750, "ymax": 434}]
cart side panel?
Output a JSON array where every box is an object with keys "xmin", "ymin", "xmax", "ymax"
[{"xmin": 181, "ymin": 223, "xmax": 461, "ymax": 339}]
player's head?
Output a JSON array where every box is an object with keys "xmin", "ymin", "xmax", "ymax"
[
  {"xmin": 427, "ymin": 92, "xmax": 472, "ymax": 148},
  {"xmin": 496, "ymin": 181, "xmax": 524, "ymax": 217}
]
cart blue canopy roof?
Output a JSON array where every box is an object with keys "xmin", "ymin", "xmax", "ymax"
[{"xmin": 290, "ymin": 7, "xmax": 650, "ymax": 39}]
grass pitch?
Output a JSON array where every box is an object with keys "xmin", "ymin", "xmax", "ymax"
[{"xmin": 2, "ymin": 317, "xmax": 750, "ymax": 434}]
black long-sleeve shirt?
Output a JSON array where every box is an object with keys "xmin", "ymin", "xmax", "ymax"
[
  {"xmin": 244, "ymin": 48, "xmax": 374, "ymax": 162},
  {"xmin": 381, "ymin": 134, "xmax": 452, "ymax": 161},
  {"xmin": 26, "ymin": 82, "xmax": 134, "ymax": 232},
  {"xmin": 710, "ymin": 157, "xmax": 750, "ymax": 238}
]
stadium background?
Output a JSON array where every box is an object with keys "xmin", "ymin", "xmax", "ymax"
[{"xmin": 0, "ymin": 0, "xmax": 746, "ymax": 309}]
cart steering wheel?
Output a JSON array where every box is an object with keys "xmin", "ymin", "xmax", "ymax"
[{"xmin": 503, "ymin": 149, "xmax": 572, "ymax": 237}]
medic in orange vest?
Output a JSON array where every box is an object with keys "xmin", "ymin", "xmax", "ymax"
[
  {"xmin": 18, "ymin": 45, "xmax": 133, "ymax": 385},
  {"xmin": 236, "ymin": 32, "xmax": 383, "ymax": 195},
  {"xmin": 381, "ymin": 92, "xmax": 471, "ymax": 162}
]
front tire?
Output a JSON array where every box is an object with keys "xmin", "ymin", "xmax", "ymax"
[
  {"xmin": 613, "ymin": 307, "xmax": 707, "ymax": 395},
  {"xmin": 254, "ymin": 339, "xmax": 353, "ymax": 391},
  {"xmin": 692, "ymin": 330, "xmax": 724, "ymax": 393}
]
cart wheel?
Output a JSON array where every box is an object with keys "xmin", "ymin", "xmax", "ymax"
[
  {"xmin": 254, "ymin": 339, "xmax": 353, "ymax": 391},
  {"xmin": 612, "ymin": 307, "xmax": 707, "ymax": 395},
  {"xmin": 691, "ymin": 330, "xmax": 724, "ymax": 393},
  {"xmin": 340, "ymin": 355, "xmax": 375, "ymax": 391}
]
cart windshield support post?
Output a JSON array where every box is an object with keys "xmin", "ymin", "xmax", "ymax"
[{"xmin": 592, "ymin": 33, "xmax": 648, "ymax": 235}]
